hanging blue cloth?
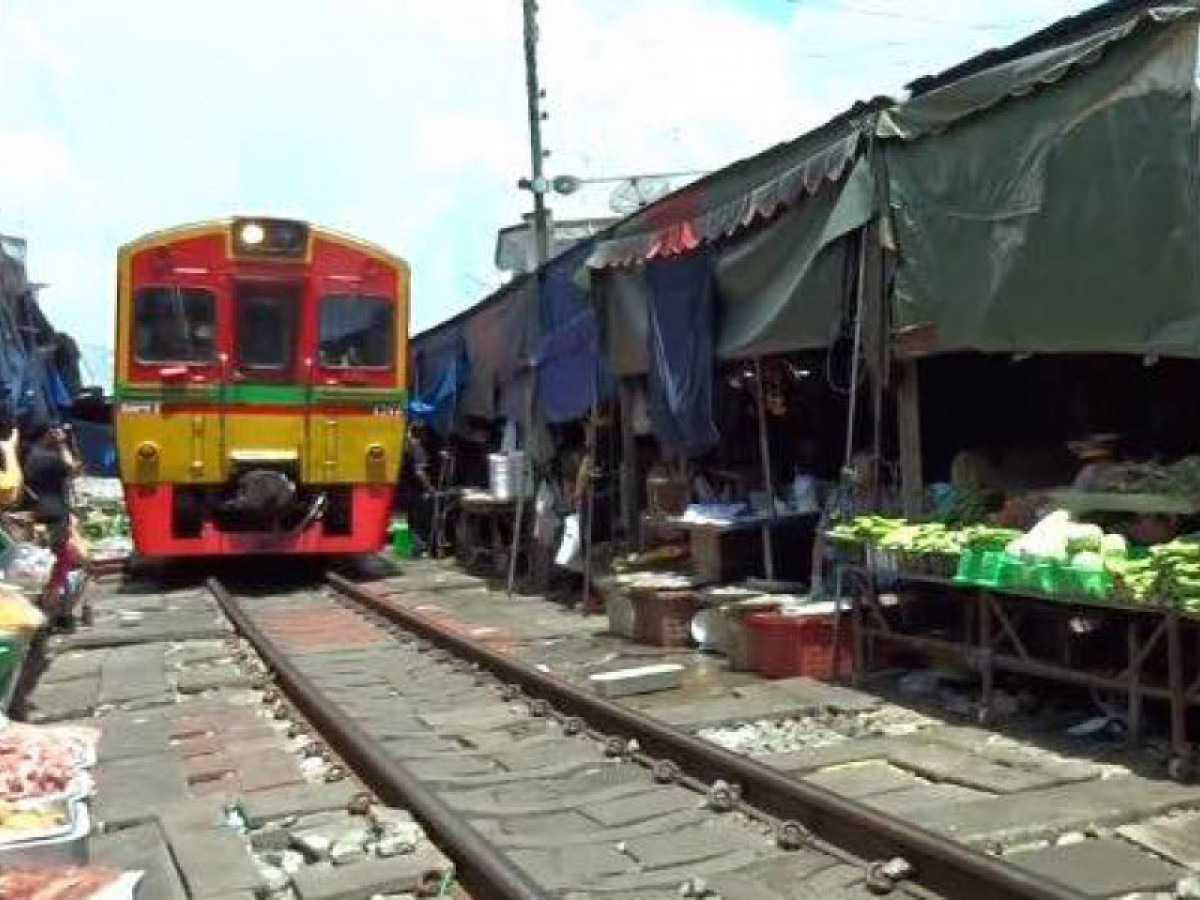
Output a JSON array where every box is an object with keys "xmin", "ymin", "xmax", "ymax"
[
  {"xmin": 536, "ymin": 242, "xmax": 610, "ymax": 423},
  {"xmin": 412, "ymin": 329, "xmax": 469, "ymax": 436},
  {"xmin": 70, "ymin": 420, "xmax": 118, "ymax": 476},
  {"xmin": 645, "ymin": 251, "xmax": 719, "ymax": 457},
  {"xmin": 49, "ymin": 367, "xmax": 72, "ymax": 410}
]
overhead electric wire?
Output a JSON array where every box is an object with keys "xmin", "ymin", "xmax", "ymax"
[{"xmin": 819, "ymin": 0, "xmax": 1045, "ymax": 32}]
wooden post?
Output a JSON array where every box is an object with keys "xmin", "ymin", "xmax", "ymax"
[
  {"xmin": 895, "ymin": 358, "xmax": 923, "ymax": 517},
  {"xmin": 618, "ymin": 378, "xmax": 638, "ymax": 545},
  {"xmin": 979, "ymin": 591, "xmax": 994, "ymax": 726},
  {"xmin": 1167, "ymin": 612, "xmax": 1191, "ymax": 777},
  {"xmin": 752, "ymin": 358, "xmax": 776, "ymax": 581},
  {"xmin": 506, "ymin": 371, "xmax": 536, "ymax": 598},
  {"xmin": 1127, "ymin": 621, "xmax": 1142, "ymax": 747},
  {"xmin": 581, "ymin": 409, "xmax": 598, "ymax": 611}
]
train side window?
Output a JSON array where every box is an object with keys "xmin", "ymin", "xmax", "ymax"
[
  {"xmin": 235, "ymin": 283, "xmax": 299, "ymax": 373},
  {"xmin": 318, "ymin": 294, "xmax": 394, "ymax": 368},
  {"xmin": 134, "ymin": 287, "xmax": 216, "ymax": 364}
]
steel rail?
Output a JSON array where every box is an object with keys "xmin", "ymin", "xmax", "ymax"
[
  {"xmin": 329, "ymin": 572, "xmax": 1085, "ymax": 900},
  {"xmin": 206, "ymin": 578, "xmax": 549, "ymax": 900}
]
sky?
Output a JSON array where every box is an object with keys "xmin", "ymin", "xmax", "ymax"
[{"xmin": 0, "ymin": 0, "xmax": 1098, "ymax": 388}]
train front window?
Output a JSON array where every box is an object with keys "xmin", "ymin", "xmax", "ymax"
[
  {"xmin": 134, "ymin": 287, "xmax": 216, "ymax": 364},
  {"xmin": 234, "ymin": 283, "xmax": 299, "ymax": 374},
  {"xmin": 318, "ymin": 294, "xmax": 394, "ymax": 368}
]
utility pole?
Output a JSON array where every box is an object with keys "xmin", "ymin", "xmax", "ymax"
[
  {"xmin": 522, "ymin": 0, "xmax": 551, "ymax": 266},
  {"xmin": 507, "ymin": 0, "xmax": 549, "ymax": 596}
]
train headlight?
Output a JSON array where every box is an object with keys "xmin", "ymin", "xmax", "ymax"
[
  {"xmin": 232, "ymin": 217, "xmax": 308, "ymax": 258},
  {"xmin": 239, "ymin": 222, "xmax": 265, "ymax": 246}
]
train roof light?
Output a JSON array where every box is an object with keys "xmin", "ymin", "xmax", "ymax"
[
  {"xmin": 231, "ymin": 217, "xmax": 308, "ymax": 259},
  {"xmin": 240, "ymin": 222, "xmax": 265, "ymax": 246}
]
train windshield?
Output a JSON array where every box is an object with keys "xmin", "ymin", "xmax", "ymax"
[
  {"xmin": 235, "ymin": 282, "xmax": 300, "ymax": 374},
  {"xmin": 318, "ymin": 294, "xmax": 393, "ymax": 368},
  {"xmin": 134, "ymin": 287, "xmax": 216, "ymax": 364}
]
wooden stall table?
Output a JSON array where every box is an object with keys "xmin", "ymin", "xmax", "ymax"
[
  {"xmin": 454, "ymin": 490, "xmax": 525, "ymax": 579},
  {"xmin": 843, "ymin": 562, "xmax": 1200, "ymax": 781},
  {"xmin": 643, "ymin": 511, "xmax": 818, "ymax": 583}
]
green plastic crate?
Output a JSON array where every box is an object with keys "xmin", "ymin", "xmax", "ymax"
[{"xmin": 955, "ymin": 548, "xmax": 1004, "ymax": 587}]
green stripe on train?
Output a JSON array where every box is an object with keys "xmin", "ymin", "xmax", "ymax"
[{"xmin": 114, "ymin": 383, "xmax": 408, "ymax": 405}]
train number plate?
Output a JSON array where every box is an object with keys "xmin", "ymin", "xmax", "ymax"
[
  {"xmin": 372, "ymin": 404, "xmax": 405, "ymax": 417},
  {"xmin": 120, "ymin": 402, "xmax": 161, "ymax": 414}
]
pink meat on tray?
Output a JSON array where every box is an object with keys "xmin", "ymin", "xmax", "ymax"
[
  {"xmin": 0, "ymin": 866, "xmax": 120, "ymax": 900},
  {"xmin": 0, "ymin": 726, "xmax": 88, "ymax": 800}
]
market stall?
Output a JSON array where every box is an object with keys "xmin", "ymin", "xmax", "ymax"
[
  {"xmin": 831, "ymin": 504, "xmax": 1200, "ymax": 778},
  {"xmin": 641, "ymin": 509, "xmax": 818, "ymax": 583},
  {"xmin": 455, "ymin": 490, "xmax": 520, "ymax": 578}
]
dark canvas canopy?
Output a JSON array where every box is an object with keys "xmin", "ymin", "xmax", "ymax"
[
  {"xmin": 587, "ymin": 110, "xmax": 873, "ymax": 270},
  {"xmin": 881, "ymin": 3, "xmax": 1200, "ymax": 356},
  {"xmin": 594, "ymin": 116, "xmax": 878, "ymax": 372},
  {"xmin": 714, "ymin": 155, "xmax": 874, "ymax": 358}
]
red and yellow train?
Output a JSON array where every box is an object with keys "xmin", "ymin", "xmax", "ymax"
[{"xmin": 113, "ymin": 217, "xmax": 410, "ymax": 557}]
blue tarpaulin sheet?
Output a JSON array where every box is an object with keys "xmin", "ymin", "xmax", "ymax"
[
  {"xmin": 536, "ymin": 242, "xmax": 610, "ymax": 424},
  {"xmin": 412, "ymin": 328, "xmax": 469, "ymax": 435},
  {"xmin": 645, "ymin": 251, "xmax": 719, "ymax": 457}
]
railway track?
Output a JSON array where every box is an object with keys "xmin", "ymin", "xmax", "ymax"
[{"xmin": 207, "ymin": 573, "xmax": 1085, "ymax": 899}]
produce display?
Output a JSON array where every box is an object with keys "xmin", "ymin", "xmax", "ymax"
[
  {"xmin": 0, "ymin": 723, "xmax": 97, "ymax": 801},
  {"xmin": 1090, "ymin": 456, "xmax": 1200, "ymax": 499},
  {"xmin": 1002, "ymin": 510, "xmax": 1127, "ymax": 566},
  {"xmin": 0, "ymin": 867, "xmax": 121, "ymax": 900},
  {"xmin": 828, "ymin": 518, "xmax": 1018, "ymax": 557},
  {"xmin": 1107, "ymin": 541, "xmax": 1200, "ymax": 610},
  {"xmin": 828, "ymin": 507, "xmax": 1200, "ymax": 611}
]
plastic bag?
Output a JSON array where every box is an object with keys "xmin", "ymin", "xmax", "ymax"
[
  {"xmin": 555, "ymin": 514, "xmax": 583, "ymax": 572},
  {"xmin": 4, "ymin": 545, "xmax": 53, "ymax": 589},
  {"xmin": 0, "ymin": 433, "xmax": 22, "ymax": 510},
  {"xmin": 791, "ymin": 474, "xmax": 818, "ymax": 514},
  {"xmin": 532, "ymin": 481, "xmax": 561, "ymax": 547},
  {"xmin": 501, "ymin": 420, "xmax": 518, "ymax": 453}
]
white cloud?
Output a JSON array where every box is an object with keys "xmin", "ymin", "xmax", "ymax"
[
  {"xmin": 0, "ymin": 4, "xmax": 72, "ymax": 79},
  {"xmin": 0, "ymin": 127, "xmax": 74, "ymax": 199}
]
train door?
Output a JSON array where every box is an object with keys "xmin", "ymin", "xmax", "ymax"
[{"xmin": 223, "ymin": 279, "xmax": 306, "ymax": 480}]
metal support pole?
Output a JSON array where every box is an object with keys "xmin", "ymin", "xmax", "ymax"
[
  {"xmin": 843, "ymin": 229, "xmax": 870, "ymax": 472},
  {"xmin": 752, "ymin": 358, "xmax": 776, "ymax": 581},
  {"xmin": 506, "ymin": 0, "xmax": 552, "ymax": 598},
  {"xmin": 581, "ymin": 409, "xmax": 598, "ymax": 611},
  {"xmin": 506, "ymin": 375, "xmax": 535, "ymax": 597}
]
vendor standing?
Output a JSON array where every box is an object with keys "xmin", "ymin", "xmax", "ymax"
[
  {"xmin": 399, "ymin": 421, "xmax": 436, "ymax": 555},
  {"xmin": 1068, "ymin": 434, "xmax": 1122, "ymax": 490},
  {"xmin": 25, "ymin": 423, "xmax": 89, "ymax": 628}
]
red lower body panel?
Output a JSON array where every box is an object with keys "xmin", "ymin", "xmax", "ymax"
[{"xmin": 124, "ymin": 483, "xmax": 394, "ymax": 558}]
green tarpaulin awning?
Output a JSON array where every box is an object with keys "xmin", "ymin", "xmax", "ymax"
[
  {"xmin": 715, "ymin": 155, "xmax": 875, "ymax": 358},
  {"xmin": 881, "ymin": 3, "xmax": 1200, "ymax": 356}
]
